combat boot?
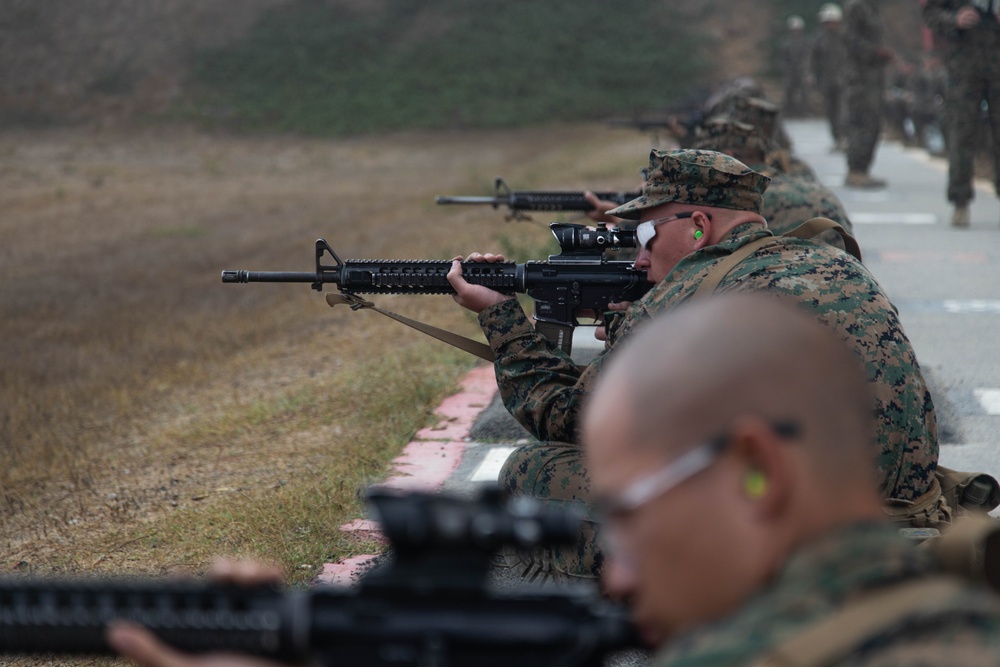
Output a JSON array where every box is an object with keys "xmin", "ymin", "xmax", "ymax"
[
  {"xmin": 951, "ymin": 205, "xmax": 970, "ymax": 228},
  {"xmin": 845, "ymin": 171, "xmax": 887, "ymax": 189}
]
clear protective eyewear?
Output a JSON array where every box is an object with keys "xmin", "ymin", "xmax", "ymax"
[
  {"xmin": 597, "ymin": 421, "xmax": 801, "ymax": 521},
  {"xmin": 635, "ymin": 211, "xmax": 710, "ymax": 250}
]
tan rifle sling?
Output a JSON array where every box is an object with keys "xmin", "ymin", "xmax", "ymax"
[
  {"xmin": 326, "ymin": 292, "xmax": 496, "ymax": 362},
  {"xmin": 750, "ymin": 576, "xmax": 971, "ymax": 667},
  {"xmin": 784, "ymin": 217, "xmax": 863, "ymax": 262}
]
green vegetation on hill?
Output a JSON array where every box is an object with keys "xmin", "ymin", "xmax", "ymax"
[{"xmin": 191, "ymin": 0, "xmax": 712, "ymax": 136}]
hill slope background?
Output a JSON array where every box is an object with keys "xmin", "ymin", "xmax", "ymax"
[{"xmin": 0, "ymin": 0, "xmax": 927, "ymax": 135}]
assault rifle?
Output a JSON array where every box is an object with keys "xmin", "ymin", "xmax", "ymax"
[
  {"xmin": 0, "ymin": 487, "xmax": 640, "ymax": 666},
  {"xmin": 222, "ymin": 222, "xmax": 650, "ymax": 357},
  {"xmin": 435, "ymin": 177, "xmax": 640, "ymax": 221},
  {"xmin": 606, "ymin": 111, "xmax": 706, "ymax": 146}
]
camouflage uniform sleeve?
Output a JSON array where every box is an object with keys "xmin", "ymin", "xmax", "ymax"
[
  {"xmin": 844, "ymin": 1, "xmax": 883, "ymax": 62},
  {"xmin": 477, "ymin": 298, "xmax": 604, "ymax": 444},
  {"xmin": 922, "ymin": 0, "xmax": 961, "ymax": 39}
]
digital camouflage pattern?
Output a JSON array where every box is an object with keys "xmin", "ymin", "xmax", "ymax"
[
  {"xmin": 606, "ymin": 149, "xmax": 770, "ymax": 219},
  {"xmin": 654, "ymin": 523, "xmax": 1000, "ymax": 666},
  {"xmin": 691, "ymin": 117, "xmax": 770, "ymax": 158},
  {"xmin": 482, "ymin": 223, "xmax": 938, "ymax": 577},
  {"xmin": 843, "ymin": 0, "xmax": 889, "ymax": 174},
  {"xmin": 712, "ymin": 93, "xmax": 818, "ymax": 181},
  {"xmin": 752, "ymin": 163, "xmax": 854, "ymax": 250},
  {"xmin": 615, "ymin": 224, "xmax": 936, "ymax": 502},
  {"xmin": 688, "ymin": 117, "xmax": 854, "ymax": 249},
  {"xmin": 497, "ymin": 441, "xmax": 601, "ymax": 579},
  {"xmin": 922, "ymin": 0, "xmax": 1000, "ymax": 205}
]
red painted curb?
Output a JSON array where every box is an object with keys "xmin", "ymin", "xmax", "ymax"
[{"xmin": 314, "ymin": 364, "xmax": 497, "ymax": 585}]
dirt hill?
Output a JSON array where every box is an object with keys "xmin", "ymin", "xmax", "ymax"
[{"xmin": 0, "ymin": 1, "xmax": 929, "ymax": 131}]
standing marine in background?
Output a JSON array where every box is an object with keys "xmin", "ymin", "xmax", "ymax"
[
  {"xmin": 922, "ymin": 0, "xmax": 1000, "ymax": 228},
  {"xmin": 911, "ymin": 51, "xmax": 949, "ymax": 156},
  {"xmin": 778, "ymin": 15, "xmax": 812, "ymax": 117},
  {"xmin": 810, "ymin": 3, "xmax": 849, "ymax": 151},
  {"xmin": 843, "ymin": 0, "xmax": 896, "ymax": 188}
]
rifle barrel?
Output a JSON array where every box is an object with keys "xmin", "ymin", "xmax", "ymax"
[
  {"xmin": 222, "ymin": 270, "xmax": 318, "ymax": 283},
  {"xmin": 434, "ymin": 196, "xmax": 499, "ymax": 206}
]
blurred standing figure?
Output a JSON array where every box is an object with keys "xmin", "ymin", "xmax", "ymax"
[
  {"xmin": 923, "ymin": 0, "xmax": 1000, "ymax": 228},
  {"xmin": 810, "ymin": 3, "xmax": 848, "ymax": 150},
  {"xmin": 843, "ymin": 0, "xmax": 895, "ymax": 188},
  {"xmin": 912, "ymin": 51, "xmax": 949, "ymax": 155},
  {"xmin": 779, "ymin": 15, "xmax": 812, "ymax": 117}
]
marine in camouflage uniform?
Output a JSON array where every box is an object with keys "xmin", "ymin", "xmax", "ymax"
[
  {"xmin": 690, "ymin": 114, "xmax": 854, "ymax": 250},
  {"xmin": 923, "ymin": 0, "xmax": 1000, "ymax": 227},
  {"xmin": 778, "ymin": 15, "xmax": 812, "ymax": 117},
  {"xmin": 843, "ymin": 0, "xmax": 894, "ymax": 187},
  {"xmin": 810, "ymin": 4, "xmax": 849, "ymax": 148},
  {"xmin": 912, "ymin": 52, "xmax": 949, "ymax": 155},
  {"xmin": 708, "ymin": 91, "xmax": 818, "ymax": 182},
  {"xmin": 654, "ymin": 523, "xmax": 1000, "ymax": 666},
  {"xmin": 476, "ymin": 150, "xmax": 937, "ymax": 578}
]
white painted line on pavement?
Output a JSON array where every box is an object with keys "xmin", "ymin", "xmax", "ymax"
[
  {"xmin": 942, "ymin": 300, "xmax": 1000, "ymax": 314},
  {"xmin": 851, "ymin": 213, "xmax": 937, "ymax": 225},
  {"xmin": 895, "ymin": 299, "xmax": 1000, "ymax": 315},
  {"xmin": 974, "ymin": 389, "xmax": 1000, "ymax": 416},
  {"xmin": 469, "ymin": 445, "xmax": 517, "ymax": 482},
  {"xmin": 839, "ymin": 191, "xmax": 891, "ymax": 203}
]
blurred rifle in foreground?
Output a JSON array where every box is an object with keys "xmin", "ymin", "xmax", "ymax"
[
  {"xmin": 0, "ymin": 487, "xmax": 640, "ymax": 666},
  {"xmin": 222, "ymin": 222, "xmax": 650, "ymax": 357},
  {"xmin": 435, "ymin": 177, "xmax": 640, "ymax": 221}
]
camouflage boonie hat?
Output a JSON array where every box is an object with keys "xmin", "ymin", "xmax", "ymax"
[
  {"xmin": 691, "ymin": 116, "xmax": 769, "ymax": 156},
  {"xmin": 607, "ymin": 149, "xmax": 771, "ymax": 219},
  {"xmin": 716, "ymin": 95, "xmax": 781, "ymax": 142},
  {"xmin": 701, "ymin": 77, "xmax": 765, "ymax": 116}
]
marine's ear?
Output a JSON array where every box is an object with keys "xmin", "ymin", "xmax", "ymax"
[
  {"xmin": 691, "ymin": 210, "xmax": 712, "ymax": 247},
  {"xmin": 727, "ymin": 416, "xmax": 793, "ymax": 517}
]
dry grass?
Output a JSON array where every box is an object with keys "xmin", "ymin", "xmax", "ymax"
[{"xmin": 0, "ymin": 121, "xmax": 653, "ymax": 591}]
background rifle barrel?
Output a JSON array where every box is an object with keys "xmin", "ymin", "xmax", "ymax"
[
  {"xmin": 222, "ymin": 270, "xmax": 318, "ymax": 283},
  {"xmin": 434, "ymin": 196, "xmax": 498, "ymax": 205},
  {"xmin": 435, "ymin": 191, "xmax": 639, "ymax": 212}
]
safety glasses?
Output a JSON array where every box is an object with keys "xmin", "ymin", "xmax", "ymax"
[
  {"xmin": 635, "ymin": 211, "xmax": 710, "ymax": 250},
  {"xmin": 596, "ymin": 421, "xmax": 801, "ymax": 520}
]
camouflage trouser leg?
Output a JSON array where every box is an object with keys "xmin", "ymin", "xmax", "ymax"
[
  {"xmin": 498, "ymin": 441, "xmax": 602, "ymax": 580},
  {"xmin": 945, "ymin": 57, "xmax": 1000, "ymax": 204},
  {"xmin": 820, "ymin": 83, "xmax": 845, "ymax": 142},
  {"xmin": 846, "ymin": 73, "xmax": 884, "ymax": 173}
]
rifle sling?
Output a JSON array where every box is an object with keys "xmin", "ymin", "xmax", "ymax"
[
  {"xmin": 690, "ymin": 236, "xmax": 779, "ymax": 301},
  {"xmin": 750, "ymin": 576, "xmax": 971, "ymax": 667},
  {"xmin": 783, "ymin": 216, "xmax": 863, "ymax": 262},
  {"xmin": 326, "ymin": 292, "xmax": 495, "ymax": 362}
]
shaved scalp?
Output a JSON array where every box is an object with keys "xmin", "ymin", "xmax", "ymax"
[{"xmin": 592, "ymin": 293, "xmax": 877, "ymax": 484}]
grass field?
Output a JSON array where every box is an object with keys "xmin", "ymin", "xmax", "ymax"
[{"xmin": 0, "ymin": 121, "xmax": 654, "ymax": 599}]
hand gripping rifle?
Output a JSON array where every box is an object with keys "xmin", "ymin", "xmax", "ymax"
[
  {"xmin": 0, "ymin": 487, "xmax": 641, "ymax": 666},
  {"xmin": 435, "ymin": 177, "xmax": 640, "ymax": 221},
  {"xmin": 221, "ymin": 222, "xmax": 650, "ymax": 359}
]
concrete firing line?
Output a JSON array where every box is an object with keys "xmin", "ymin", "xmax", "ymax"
[{"xmin": 975, "ymin": 389, "xmax": 1000, "ymax": 416}]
